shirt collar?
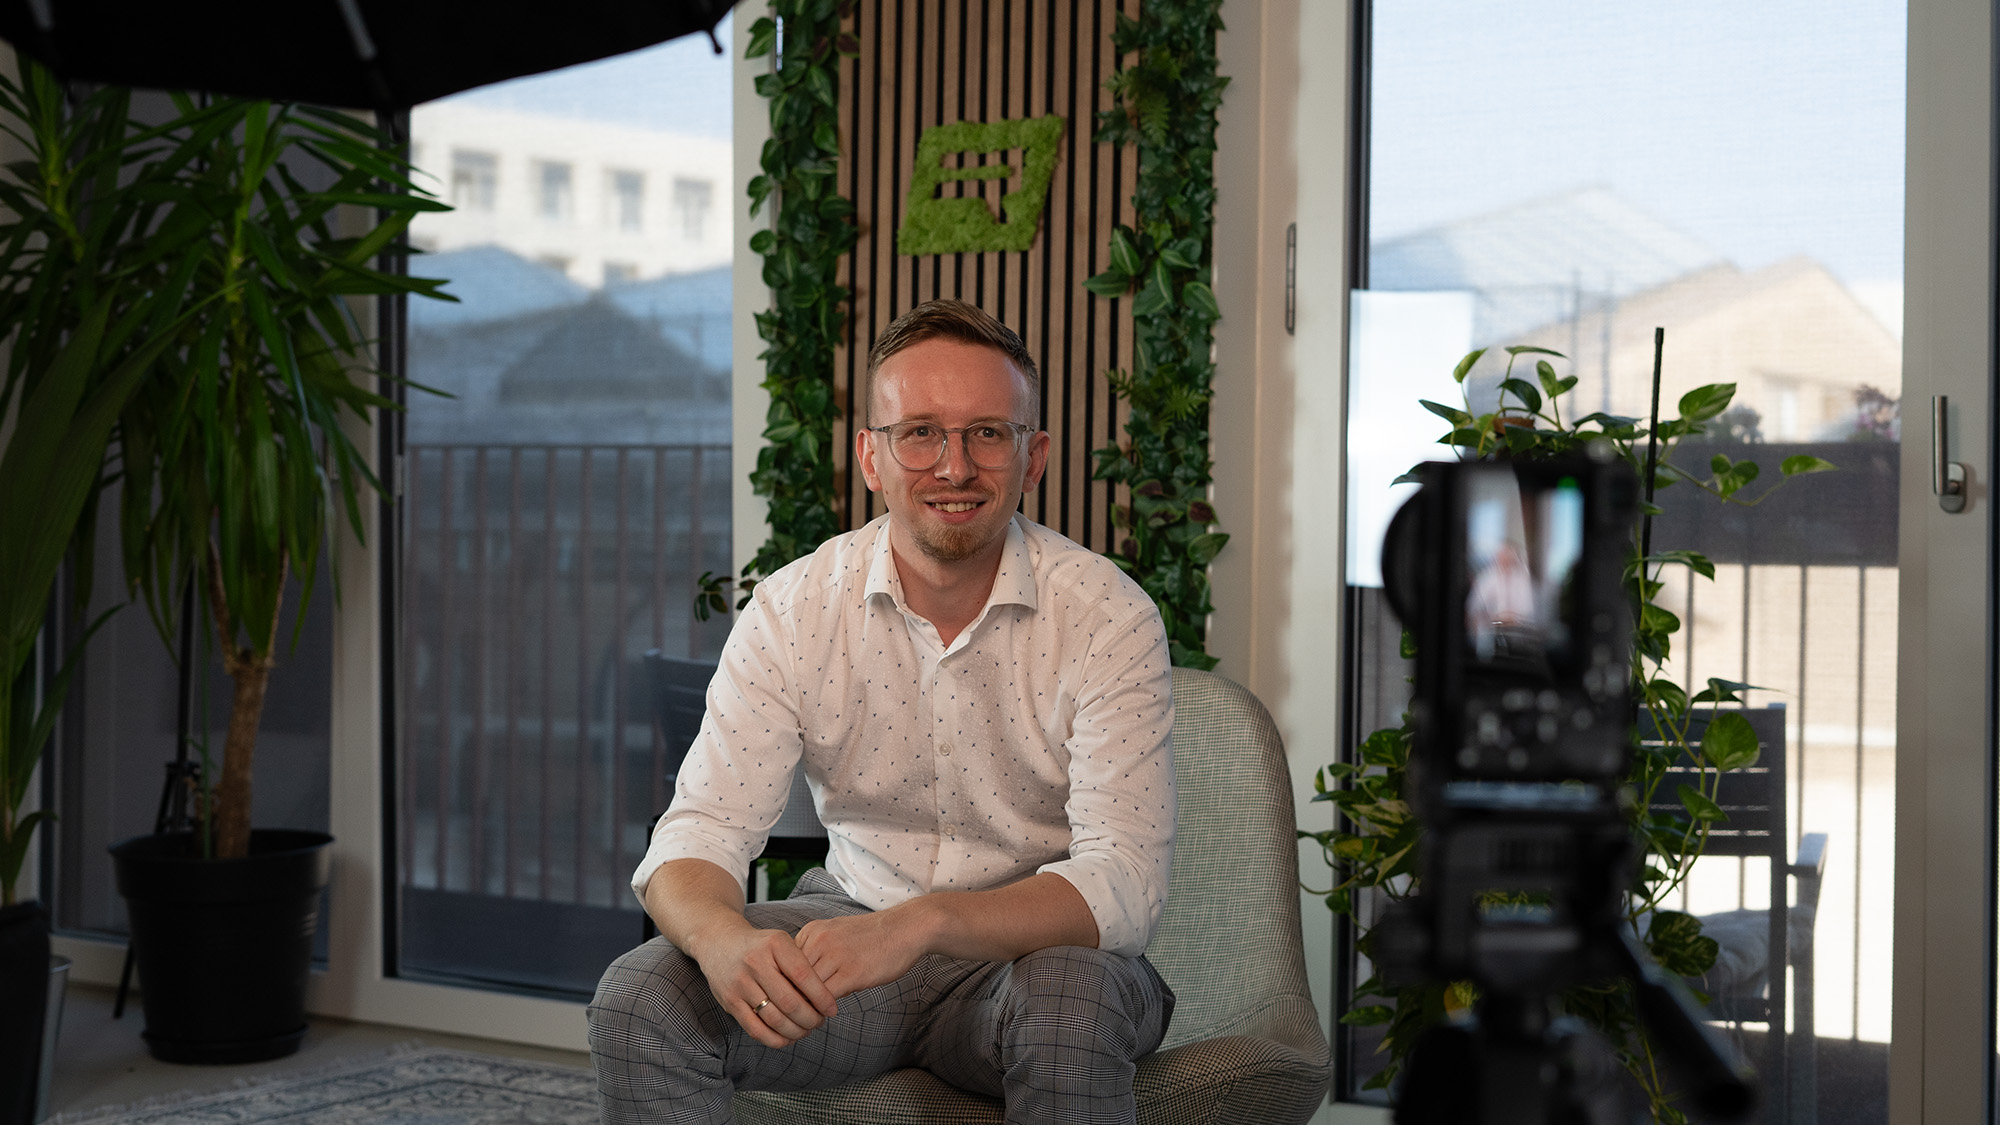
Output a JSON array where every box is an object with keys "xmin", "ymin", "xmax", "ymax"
[{"xmin": 860, "ymin": 515, "xmax": 1039, "ymax": 617}]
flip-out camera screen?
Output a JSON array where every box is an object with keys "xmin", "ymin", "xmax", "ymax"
[{"xmin": 1462, "ymin": 470, "xmax": 1584, "ymax": 669}]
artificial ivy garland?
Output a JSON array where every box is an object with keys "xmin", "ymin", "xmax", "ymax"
[
  {"xmin": 1085, "ymin": 1, "xmax": 1229, "ymax": 670},
  {"xmin": 896, "ymin": 115, "xmax": 1066, "ymax": 256},
  {"xmin": 702, "ymin": 0, "xmax": 859, "ymax": 618}
]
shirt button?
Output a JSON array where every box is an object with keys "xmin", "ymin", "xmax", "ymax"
[{"xmin": 938, "ymin": 741, "xmax": 953, "ymax": 756}]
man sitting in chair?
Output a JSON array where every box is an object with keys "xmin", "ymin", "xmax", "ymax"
[{"xmin": 589, "ymin": 299, "xmax": 1177, "ymax": 1125}]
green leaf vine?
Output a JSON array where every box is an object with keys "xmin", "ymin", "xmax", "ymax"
[
  {"xmin": 1302, "ymin": 347, "xmax": 1836, "ymax": 1121},
  {"xmin": 700, "ymin": 0, "xmax": 859, "ymax": 618},
  {"xmin": 1085, "ymin": 0, "xmax": 1229, "ymax": 671}
]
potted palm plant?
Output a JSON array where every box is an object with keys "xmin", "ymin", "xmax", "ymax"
[
  {"xmin": 0, "ymin": 63, "xmax": 217, "ymax": 1117},
  {"xmin": 55, "ymin": 80, "xmax": 452, "ymax": 1064}
]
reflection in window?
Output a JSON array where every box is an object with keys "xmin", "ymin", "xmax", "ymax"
[
  {"xmin": 537, "ymin": 160, "xmax": 574, "ymax": 221},
  {"xmin": 673, "ymin": 177, "xmax": 712, "ymax": 241},
  {"xmin": 1345, "ymin": 2, "xmax": 1904, "ymax": 1118},
  {"xmin": 451, "ymin": 150, "xmax": 497, "ymax": 211},
  {"xmin": 610, "ymin": 170, "xmax": 645, "ymax": 232},
  {"xmin": 400, "ymin": 17, "xmax": 735, "ymax": 998}
]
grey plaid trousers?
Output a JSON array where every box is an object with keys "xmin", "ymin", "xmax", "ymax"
[{"xmin": 589, "ymin": 868, "xmax": 1175, "ymax": 1124}]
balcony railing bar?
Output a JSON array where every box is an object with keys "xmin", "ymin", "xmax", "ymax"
[
  {"xmin": 1852, "ymin": 566, "xmax": 1866, "ymax": 1041},
  {"xmin": 437, "ymin": 448, "xmax": 455, "ymax": 897},
  {"xmin": 576, "ymin": 449, "xmax": 593, "ymax": 904},
  {"xmin": 612, "ymin": 448, "xmax": 631, "ymax": 892},
  {"xmin": 1739, "ymin": 561, "xmax": 1753, "ymax": 911},
  {"xmin": 401, "ymin": 446, "xmax": 419, "ymax": 895},
  {"xmin": 1797, "ymin": 566, "xmax": 1809, "ymax": 855},
  {"xmin": 652, "ymin": 446, "xmax": 667, "ymax": 817},
  {"xmin": 541, "ymin": 447, "xmax": 558, "ymax": 901},
  {"xmin": 505, "ymin": 447, "xmax": 523, "ymax": 895},
  {"xmin": 471, "ymin": 448, "xmax": 490, "ymax": 888}
]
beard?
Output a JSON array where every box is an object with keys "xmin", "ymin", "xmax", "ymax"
[{"xmin": 905, "ymin": 490, "xmax": 1010, "ymax": 563}]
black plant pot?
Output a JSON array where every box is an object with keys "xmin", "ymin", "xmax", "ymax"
[
  {"xmin": 110, "ymin": 829, "xmax": 333, "ymax": 1065},
  {"xmin": 0, "ymin": 900, "xmax": 50, "ymax": 1125}
]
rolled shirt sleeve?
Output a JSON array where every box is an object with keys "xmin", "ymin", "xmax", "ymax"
[
  {"xmin": 631, "ymin": 577, "xmax": 803, "ymax": 901},
  {"xmin": 1036, "ymin": 604, "xmax": 1176, "ymax": 957}
]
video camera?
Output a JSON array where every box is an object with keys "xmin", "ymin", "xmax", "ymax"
[{"xmin": 1373, "ymin": 450, "xmax": 1754, "ymax": 1125}]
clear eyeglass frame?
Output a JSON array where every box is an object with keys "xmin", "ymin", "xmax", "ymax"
[{"xmin": 869, "ymin": 420, "xmax": 1037, "ymax": 471}]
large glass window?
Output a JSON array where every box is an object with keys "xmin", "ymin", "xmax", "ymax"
[
  {"xmin": 396, "ymin": 19, "xmax": 735, "ymax": 996},
  {"xmin": 1344, "ymin": 3, "xmax": 1903, "ymax": 1120}
]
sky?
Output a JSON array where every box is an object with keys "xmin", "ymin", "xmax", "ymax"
[
  {"xmin": 435, "ymin": 11, "xmax": 735, "ymax": 140},
  {"xmin": 1369, "ymin": 0, "xmax": 1906, "ymax": 290}
]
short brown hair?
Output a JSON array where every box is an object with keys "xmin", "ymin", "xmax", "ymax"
[{"xmin": 864, "ymin": 299, "xmax": 1040, "ymax": 423}]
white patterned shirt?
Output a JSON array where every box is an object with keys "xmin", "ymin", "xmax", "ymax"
[{"xmin": 632, "ymin": 514, "xmax": 1176, "ymax": 957}]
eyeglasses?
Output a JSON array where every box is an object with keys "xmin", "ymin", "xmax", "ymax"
[{"xmin": 868, "ymin": 420, "xmax": 1036, "ymax": 471}]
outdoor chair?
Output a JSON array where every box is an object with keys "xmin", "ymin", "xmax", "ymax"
[
  {"xmin": 1645, "ymin": 704, "xmax": 1828, "ymax": 1125},
  {"xmin": 735, "ymin": 666, "xmax": 1333, "ymax": 1125}
]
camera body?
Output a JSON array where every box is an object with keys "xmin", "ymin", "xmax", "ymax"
[{"xmin": 1378, "ymin": 451, "xmax": 1639, "ymax": 992}]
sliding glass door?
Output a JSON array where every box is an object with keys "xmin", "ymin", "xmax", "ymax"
[{"xmin": 393, "ymin": 23, "xmax": 735, "ymax": 996}]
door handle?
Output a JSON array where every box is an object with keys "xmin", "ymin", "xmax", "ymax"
[{"xmin": 1933, "ymin": 394, "xmax": 1967, "ymax": 513}]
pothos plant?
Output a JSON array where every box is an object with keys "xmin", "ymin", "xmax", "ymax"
[
  {"xmin": 1084, "ymin": 0, "xmax": 1229, "ymax": 671},
  {"xmin": 1303, "ymin": 345, "xmax": 1834, "ymax": 1122},
  {"xmin": 698, "ymin": 0, "xmax": 858, "ymax": 619}
]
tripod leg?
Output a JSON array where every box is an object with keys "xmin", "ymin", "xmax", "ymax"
[{"xmin": 112, "ymin": 943, "xmax": 135, "ymax": 1019}]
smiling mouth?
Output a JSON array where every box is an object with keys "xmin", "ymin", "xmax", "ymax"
[{"xmin": 929, "ymin": 501, "xmax": 982, "ymax": 513}]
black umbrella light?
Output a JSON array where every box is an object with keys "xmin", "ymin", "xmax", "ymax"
[{"xmin": 0, "ymin": 0, "xmax": 737, "ymax": 109}]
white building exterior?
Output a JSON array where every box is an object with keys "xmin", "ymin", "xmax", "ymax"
[{"xmin": 409, "ymin": 101, "xmax": 733, "ymax": 288}]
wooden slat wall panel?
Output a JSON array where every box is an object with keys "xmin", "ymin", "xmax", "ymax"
[{"xmin": 836, "ymin": 0, "xmax": 1137, "ymax": 553}]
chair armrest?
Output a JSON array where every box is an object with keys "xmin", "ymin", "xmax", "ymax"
[{"xmin": 1790, "ymin": 832, "xmax": 1829, "ymax": 911}]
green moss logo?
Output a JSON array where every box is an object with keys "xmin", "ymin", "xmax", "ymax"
[{"xmin": 897, "ymin": 115, "xmax": 1065, "ymax": 255}]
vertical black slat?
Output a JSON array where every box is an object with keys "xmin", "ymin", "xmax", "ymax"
[
  {"xmin": 864, "ymin": 0, "xmax": 887, "ymax": 508},
  {"xmin": 842, "ymin": 0, "xmax": 865, "ymax": 531},
  {"xmin": 470, "ymin": 448, "xmax": 489, "ymax": 892},
  {"xmin": 992, "ymin": 0, "xmax": 1008, "ymax": 324},
  {"xmin": 1852, "ymin": 564, "xmax": 1866, "ymax": 1034},
  {"xmin": 505, "ymin": 447, "xmax": 522, "ymax": 897},
  {"xmin": 1033, "ymin": 0, "xmax": 1055, "ymax": 437},
  {"xmin": 612, "ymin": 449, "xmax": 631, "ymax": 904},
  {"xmin": 932, "ymin": 0, "xmax": 947, "ymax": 302},
  {"xmin": 541, "ymin": 447, "xmax": 558, "ymax": 900},
  {"xmin": 436, "ymin": 448, "xmax": 455, "ymax": 891},
  {"xmin": 1090, "ymin": 0, "xmax": 1114, "ymax": 549},
  {"xmin": 576, "ymin": 449, "xmax": 594, "ymax": 903},
  {"xmin": 652, "ymin": 447, "xmax": 668, "ymax": 814},
  {"xmin": 954, "ymin": 0, "xmax": 968, "ymax": 303},
  {"xmin": 888, "ymin": 0, "xmax": 907, "ymax": 415},
  {"xmin": 911, "ymin": 0, "xmax": 926, "ymax": 306},
  {"xmin": 1053, "ymin": 0, "xmax": 1076, "ymax": 532},
  {"xmin": 1063, "ymin": 0, "xmax": 1089, "ymax": 532}
]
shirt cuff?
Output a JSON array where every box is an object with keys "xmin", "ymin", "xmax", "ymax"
[
  {"xmin": 630, "ymin": 818, "xmax": 758, "ymax": 906},
  {"xmin": 1039, "ymin": 853, "xmax": 1164, "ymax": 958}
]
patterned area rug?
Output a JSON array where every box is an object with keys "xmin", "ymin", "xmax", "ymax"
[{"xmin": 58, "ymin": 1047, "xmax": 598, "ymax": 1124}]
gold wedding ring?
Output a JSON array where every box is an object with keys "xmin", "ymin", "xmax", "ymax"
[{"xmin": 752, "ymin": 999, "xmax": 771, "ymax": 1014}]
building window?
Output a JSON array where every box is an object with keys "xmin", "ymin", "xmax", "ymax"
[
  {"xmin": 609, "ymin": 170, "xmax": 645, "ymax": 232},
  {"xmin": 536, "ymin": 254, "xmax": 572, "ymax": 278},
  {"xmin": 451, "ymin": 150, "xmax": 497, "ymax": 211},
  {"xmin": 536, "ymin": 160, "xmax": 574, "ymax": 221},
  {"xmin": 673, "ymin": 177, "xmax": 713, "ymax": 241}
]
